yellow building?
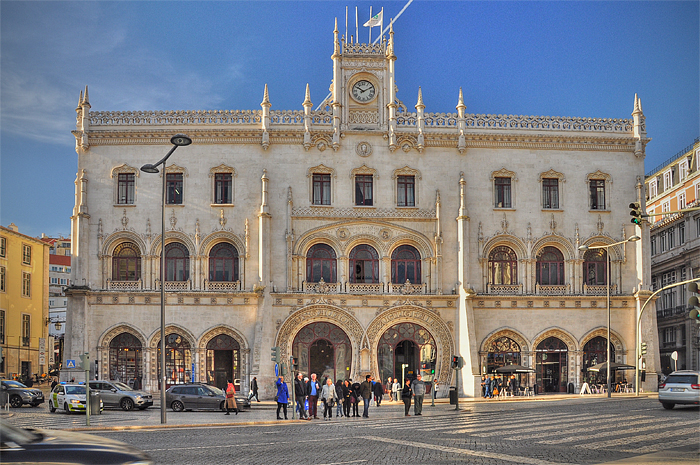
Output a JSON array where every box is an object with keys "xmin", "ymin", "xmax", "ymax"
[{"xmin": 0, "ymin": 223, "xmax": 50, "ymax": 380}]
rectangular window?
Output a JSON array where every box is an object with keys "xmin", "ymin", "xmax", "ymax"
[
  {"xmin": 589, "ymin": 180, "xmax": 605, "ymax": 210},
  {"xmin": 22, "ymin": 244, "xmax": 31, "ymax": 265},
  {"xmin": 214, "ymin": 173, "xmax": 232, "ymax": 204},
  {"xmin": 662, "ymin": 201, "xmax": 670, "ymax": 219},
  {"xmin": 0, "ymin": 266, "xmax": 5, "ymax": 292},
  {"xmin": 679, "ymin": 223, "xmax": 685, "ymax": 245},
  {"xmin": 166, "ymin": 173, "xmax": 183, "ymax": 204},
  {"xmin": 495, "ymin": 177, "xmax": 512, "ymax": 208},
  {"xmin": 0, "ymin": 310, "xmax": 4, "ymax": 344},
  {"xmin": 679, "ymin": 192, "xmax": 687, "ymax": 210},
  {"xmin": 542, "ymin": 178, "xmax": 559, "ymax": 209},
  {"xmin": 696, "ymin": 184, "xmax": 700, "ymax": 202},
  {"xmin": 0, "ymin": 237, "xmax": 5, "ymax": 257},
  {"xmin": 117, "ymin": 173, "xmax": 135, "ymax": 204},
  {"xmin": 696, "ymin": 217, "xmax": 700, "ymax": 237},
  {"xmin": 312, "ymin": 174, "xmax": 331, "ymax": 205},
  {"xmin": 663, "ymin": 170, "xmax": 673, "ymax": 191},
  {"xmin": 648, "ymin": 180, "xmax": 657, "ymax": 199},
  {"xmin": 355, "ymin": 175, "xmax": 373, "ymax": 206},
  {"xmin": 659, "ymin": 234, "xmax": 666, "ymax": 253},
  {"xmin": 397, "ymin": 175, "xmax": 415, "ymax": 207},
  {"xmin": 650, "ymin": 236, "xmax": 656, "ymax": 256},
  {"xmin": 22, "ymin": 272, "xmax": 31, "ymax": 297},
  {"xmin": 21, "ymin": 314, "xmax": 30, "ymax": 347},
  {"xmin": 50, "ymin": 277, "xmax": 58, "ymax": 285},
  {"xmin": 668, "ymin": 228, "xmax": 675, "ymax": 249},
  {"xmin": 679, "ymin": 160, "xmax": 689, "ymax": 180}
]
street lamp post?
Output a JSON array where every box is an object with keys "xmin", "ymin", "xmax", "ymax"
[
  {"xmin": 140, "ymin": 134, "xmax": 192, "ymax": 424},
  {"xmin": 579, "ymin": 235, "xmax": 639, "ymax": 398}
]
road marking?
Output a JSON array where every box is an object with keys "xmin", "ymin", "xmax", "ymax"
[
  {"xmin": 360, "ymin": 435, "xmax": 577, "ymax": 465},
  {"xmin": 143, "ymin": 437, "xmax": 339, "ymax": 452},
  {"xmin": 536, "ymin": 418, "xmax": 698, "ymax": 444},
  {"xmin": 319, "ymin": 461, "xmax": 367, "ymax": 465},
  {"xmin": 617, "ymin": 437, "xmax": 700, "ymax": 454},
  {"xmin": 448, "ymin": 412, "xmax": 612, "ymax": 434},
  {"xmin": 573, "ymin": 428, "xmax": 697, "ymax": 450},
  {"xmin": 470, "ymin": 414, "xmax": 650, "ymax": 438}
]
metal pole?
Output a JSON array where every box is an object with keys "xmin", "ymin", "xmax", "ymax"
[
  {"xmin": 607, "ymin": 249, "xmax": 611, "ymax": 398},
  {"xmin": 160, "ymin": 164, "xmax": 167, "ymax": 424},
  {"xmin": 431, "ymin": 379, "xmax": 435, "ymax": 406},
  {"xmin": 454, "ymin": 366, "xmax": 459, "ymax": 411},
  {"xmin": 290, "ymin": 357, "xmax": 295, "ymax": 419},
  {"xmin": 85, "ymin": 359, "xmax": 90, "ymax": 426}
]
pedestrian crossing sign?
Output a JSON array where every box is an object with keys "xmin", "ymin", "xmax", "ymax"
[{"xmin": 66, "ymin": 359, "xmax": 76, "ymax": 369}]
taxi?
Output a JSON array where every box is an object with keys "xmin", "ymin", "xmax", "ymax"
[{"xmin": 48, "ymin": 383, "xmax": 103, "ymax": 414}]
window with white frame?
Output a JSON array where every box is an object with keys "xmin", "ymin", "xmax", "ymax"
[
  {"xmin": 50, "ymin": 277, "xmax": 58, "ymax": 285},
  {"xmin": 668, "ymin": 228, "xmax": 675, "ymax": 249},
  {"xmin": 662, "ymin": 201, "xmax": 670, "ymax": 218},
  {"xmin": 0, "ymin": 237, "xmax": 5, "ymax": 258},
  {"xmin": 648, "ymin": 179, "xmax": 657, "ymax": 199},
  {"xmin": 0, "ymin": 266, "xmax": 5, "ymax": 292},
  {"xmin": 650, "ymin": 236, "xmax": 656, "ymax": 255},
  {"xmin": 696, "ymin": 216, "xmax": 700, "ymax": 237},
  {"xmin": 21, "ymin": 314, "xmax": 30, "ymax": 346},
  {"xmin": 659, "ymin": 233, "xmax": 666, "ymax": 252},
  {"xmin": 22, "ymin": 272, "xmax": 31, "ymax": 297},
  {"xmin": 663, "ymin": 327, "xmax": 675, "ymax": 344},
  {"xmin": 696, "ymin": 183, "xmax": 700, "ymax": 202},
  {"xmin": 22, "ymin": 244, "xmax": 31, "ymax": 265},
  {"xmin": 679, "ymin": 222, "xmax": 685, "ymax": 245},
  {"xmin": 0, "ymin": 310, "xmax": 4, "ymax": 344},
  {"xmin": 679, "ymin": 192, "xmax": 686, "ymax": 210},
  {"xmin": 663, "ymin": 170, "xmax": 673, "ymax": 191},
  {"xmin": 679, "ymin": 160, "xmax": 689, "ymax": 181}
]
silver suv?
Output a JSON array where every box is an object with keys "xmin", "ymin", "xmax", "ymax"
[
  {"xmin": 88, "ymin": 380, "xmax": 153, "ymax": 411},
  {"xmin": 658, "ymin": 370, "xmax": 700, "ymax": 409},
  {"xmin": 1, "ymin": 379, "xmax": 45, "ymax": 408}
]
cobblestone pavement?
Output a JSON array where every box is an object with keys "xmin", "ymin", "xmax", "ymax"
[{"xmin": 3, "ymin": 395, "xmax": 698, "ymax": 464}]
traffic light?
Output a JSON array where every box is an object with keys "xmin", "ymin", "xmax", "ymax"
[
  {"xmin": 640, "ymin": 342, "xmax": 647, "ymax": 356},
  {"xmin": 629, "ymin": 202, "xmax": 643, "ymax": 225},
  {"xmin": 688, "ymin": 282, "xmax": 700, "ymax": 322},
  {"xmin": 291, "ymin": 357, "xmax": 298, "ymax": 368},
  {"xmin": 271, "ymin": 346, "xmax": 280, "ymax": 363},
  {"xmin": 451, "ymin": 355, "xmax": 459, "ymax": 369}
]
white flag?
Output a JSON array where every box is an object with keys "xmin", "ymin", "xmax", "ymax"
[{"xmin": 363, "ymin": 10, "xmax": 382, "ymax": 27}]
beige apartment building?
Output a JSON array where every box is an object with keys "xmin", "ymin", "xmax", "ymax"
[{"xmin": 65, "ymin": 22, "xmax": 658, "ymax": 397}]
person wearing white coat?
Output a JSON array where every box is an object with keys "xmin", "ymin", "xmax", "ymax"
[{"xmin": 320, "ymin": 378, "xmax": 338, "ymax": 421}]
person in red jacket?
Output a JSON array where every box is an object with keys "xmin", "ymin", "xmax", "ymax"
[{"xmin": 225, "ymin": 379, "xmax": 238, "ymax": 415}]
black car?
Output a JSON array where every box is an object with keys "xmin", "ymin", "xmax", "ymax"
[
  {"xmin": 1, "ymin": 379, "xmax": 45, "ymax": 408},
  {"xmin": 1, "ymin": 421, "xmax": 153, "ymax": 464}
]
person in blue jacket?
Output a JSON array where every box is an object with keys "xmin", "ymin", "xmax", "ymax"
[{"xmin": 276, "ymin": 375, "xmax": 289, "ymax": 420}]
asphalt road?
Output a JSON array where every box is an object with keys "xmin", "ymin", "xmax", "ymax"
[{"xmin": 4, "ymin": 396, "xmax": 699, "ymax": 464}]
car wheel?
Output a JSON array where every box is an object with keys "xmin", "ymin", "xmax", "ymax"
[
  {"xmin": 171, "ymin": 400, "xmax": 184, "ymax": 412},
  {"xmin": 661, "ymin": 402, "xmax": 675, "ymax": 410},
  {"xmin": 64, "ymin": 402, "xmax": 70, "ymax": 414},
  {"xmin": 120, "ymin": 398, "xmax": 134, "ymax": 411},
  {"xmin": 49, "ymin": 401, "xmax": 56, "ymax": 412},
  {"xmin": 9, "ymin": 395, "xmax": 23, "ymax": 408}
]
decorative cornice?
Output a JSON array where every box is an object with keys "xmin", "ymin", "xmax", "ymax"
[{"xmin": 291, "ymin": 207, "xmax": 436, "ymax": 220}]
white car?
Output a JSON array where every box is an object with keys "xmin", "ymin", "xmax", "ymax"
[
  {"xmin": 48, "ymin": 384, "xmax": 103, "ymax": 414},
  {"xmin": 658, "ymin": 370, "xmax": 700, "ymax": 409}
]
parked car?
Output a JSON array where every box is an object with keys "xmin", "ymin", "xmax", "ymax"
[
  {"xmin": 658, "ymin": 370, "xmax": 700, "ymax": 409},
  {"xmin": 88, "ymin": 380, "xmax": 153, "ymax": 411},
  {"xmin": 1, "ymin": 379, "xmax": 45, "ymax": 408},
  {"xmin": 165, "ymin": 383, "xmax": 250, "ymax": 412},
  {"xmin": 48, "ymin": 383, "xmax": 103, "ymax": 414},
  {"xmin": 1, "ymin": 421, "xmax": 153, "ymax": 464}
]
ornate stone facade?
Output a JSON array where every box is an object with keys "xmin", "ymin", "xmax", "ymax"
[{"xmin": 64, "ymin": 22, "xmax": 658, "ymax": 397}]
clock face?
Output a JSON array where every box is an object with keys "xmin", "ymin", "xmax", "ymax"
[{"xmin": 351, "ymin": 80, "xmax": 376, "ymax": 103}]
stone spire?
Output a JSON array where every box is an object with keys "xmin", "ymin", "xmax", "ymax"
[
  {"xmin": 415, "ymin": 87, "xmax": 425, "ymax": 152},
  {"xmin": 456, "ymin": 88, "xmax": 466, "ymax": 154},
  {"xmin": 632, "ymin": 93, "xmax": 648, "ymax": 158},
  {"xmin": 303, "ymin": 83, "xmax": 313, "ymax": 150},
  {"xmin": 261, "ymin": 84, "xmax": 271, "ymax": 150}
]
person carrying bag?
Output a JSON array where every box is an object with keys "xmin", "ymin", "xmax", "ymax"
[
  {"xmin": 320, "ymin": 378, "xmax": 337, "ymax": 420},
  {"xmin": 225, "ymin": 379, "xmax": 238, "ymax": 415},
  {"xmin": 401, "ymin": 378, "xmax": 413, "ymax": 416}
]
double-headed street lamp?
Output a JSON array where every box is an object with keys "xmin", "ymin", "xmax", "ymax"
[
  {"xmin": 140, "ymin": 134, "xmax": 192, "ymax": 424},
  {"xmin": 579, "ymin": 235, "xmax": 639, "ymax": 398}
]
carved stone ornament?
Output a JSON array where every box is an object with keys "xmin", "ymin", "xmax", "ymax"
[
  {"xmin": 356, "ymin": 141, "xmax": 373, "ymax": 157},
  {"xmin": 121, "ymin": 210, "xmax": 129, "ymax": 230},
  {"xmin": 379, "ymin": 228, "xmax": 392, "ymax": 241},
  {"xmin": 337, "ymin": 227, "xmax": 350, "ymax": 240}
]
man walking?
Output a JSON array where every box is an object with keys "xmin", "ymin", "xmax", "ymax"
[
  {"xmin": 360, "ymin": 375, "xmax": 372, "ymax": 418},
  {"xmin": 294, "ymin": 372, "xmax": 308, "ymax": 419},
  {"xmin": 392, "ymin": 378, "xmax": 400, "ymax": 402},
  {"xmin": 307, "ymin": 373, "xmax": 321, "ymax": 419},
  {"xmin": 412, "ymin": 374, "xmax": 426, "ymax": 416},
  {"xmin": 250, "ymin": 376, "xmax": 259, "ymax": 402}
]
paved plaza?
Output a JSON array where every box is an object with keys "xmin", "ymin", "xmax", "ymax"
[{"xmin": 3, "ymin": 394, "xmax": 698, "ymax": 464}]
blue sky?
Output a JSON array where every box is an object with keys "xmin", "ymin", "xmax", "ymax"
[{"xmin": 1, "ymin": 1, "xmax": 698, "ymax": 238}]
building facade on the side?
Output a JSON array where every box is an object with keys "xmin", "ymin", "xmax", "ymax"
[
  {"xmin": 645, "ymin": 137, "xmax": 700, "ymax": 374},
  {"xmin": 47, "ymin": 252, "xmax": 70, "ymax": 373},
  {"xmin": 65, "ymin": 23, "xmax": 659, "ymax": 397},
  {"xmin": 0, "ymin": 224, "xmax": 50, "ymax": 380}
]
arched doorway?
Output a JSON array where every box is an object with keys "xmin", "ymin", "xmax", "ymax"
[
  {"xmin": 206, "ymin": 334, "xmax": 240, "ymax": 390},
  {"xmin": 535, "ymin": 337, "xmax": 568, "ymax": 393},
  {"xmin": 157, "ymin": 333, "xmax": 192, "ymax": 389},
  {"xmin": 582, "ymin": 336, "xmax": 615, "ymax": 384},
  {"xmin": 109, "ymin": 332, "xmax": 142, "ymax": 386},
  {"xmin": 377, "ymin": 322, "xmax": 436, "ymax": 385},
  {"xmin": 292, "ymin": 322, "xmax": 351, "ymax": 382}
]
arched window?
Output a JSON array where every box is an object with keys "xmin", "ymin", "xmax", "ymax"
[
  {"xmin": 157, "ymin": 333, "xmax": 191, "ymax": 389},
  {"xmin": 582, "ymin": 336, "xmax": 615, "ymax": 384},
  {"xmin": 165, "ymin": 243, "xmax": 189, "ymax": 282},
  {"xmin": 583, "ymin": 249, "xmax": 607, "ymax": 285},
  {"xmin": 109, "ymin": 332, "xmax": 142, "ymax": 384},
  {"xmin": 486, "ymin": 336, "xmax": 522, "ymax": 374},
  {"xmin": 112, "ymin": 242, "xmax": 141, "ymax": 281},
  {"xmin": 536, "ymin": 246, "xmax": 565, "ymax": 285},
  {"xmin": 488, "ymin": 246, "xmax": 518, "ymax": 285},
  {"xmin": 349, "ymin": 244, "xmax": 379, "ymax": 283},
  {"xmin": 306, "ymin": 244, "xmax": 337, "ymax": 283},
  {"xmin": 391, "ymin": 245, "xmax": 421, "ymax": 284},
  {"xmin": 208, "ymin": 243, "xmax": 239, "ymax": 282}
]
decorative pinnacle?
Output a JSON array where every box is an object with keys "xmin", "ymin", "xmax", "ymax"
[
  {"xmin": 415, "ymin": 87, "xmax": 424, "ymax": 109},
  {"xmin": 456, "ymin": 87, "xmax": 466, "ymax": 111},
  {"xmin": 77, "ymin": 90, "xmax": 83, "ymax": 110},
  {"xmin": 632, "ymin": 93, "xmax": 643, "ymax": 115},
  {"xmin": 82, "ymin": 85, "xmax": 90, "ymax": 105},
  {"xmin": 261, "ymin": 83, "xmax": 270, "ymax": 106},
  {"xmin": 303, "ymin": 83, "xmax": 312, "ymax": 107}
]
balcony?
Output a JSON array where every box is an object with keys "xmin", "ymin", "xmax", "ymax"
[
  {"xmin": 156, "ymin": 280, "xmax": 192, "ymax": 291},
  {"xmin": 204, "ymin": 280, "xmax": 240, "ymax": 291},
  {"xmin": 107, "ymin": 279, "xmax": 142, "ymax": 291},
  {"xmin": 347, "ymin": 283, "xmax": 385, "ymax": 294},
  {"xmin": 487, "ymin": 284, "xmax": 523, "ymax": 295},
  {"xmin": 582, "ymin": 284, "xmax": 618, "ymax": 296},
  {"xmin": 300, "ymin": 280, "xmax": 428, "ymax": 295},
  {"xmin": 302, "ymin": 280, "xmax": 342, "ymax": 294},
  {"xmin": 535, "ymin": 284, "xmax": 570, "ymax": 295}
]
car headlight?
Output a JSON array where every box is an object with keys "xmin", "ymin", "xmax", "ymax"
[
  {"xmin": 70, "ymin": 399, "xmax": 81, "ymax": 404},
  {"xmin": 134, "ymin": 395, "xmax": 142, "ymax": 400}
]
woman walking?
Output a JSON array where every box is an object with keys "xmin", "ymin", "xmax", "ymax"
[
  {"xmin": 335, "ymin": 379, "xmax": 344, "ymax": 417},
  {"xmin": 342, "ymin": 379, "xmax": 352, "ymax": 418},
  {"xmin": 350, "ymin": 379, "xmax": 361, "ymax": 417},
  {"xmin": 276, "ymin": 375, "xmax": 289, "ymax": 420},
  {"xmin": 401, "ymin": 378, "xmax": 413, "ymax": 416},
  {"xmin": 320, "ymin": 378, "xmax": 337, "ymax": 420},
  {"xmin": 225, "ymin": 379, "xmax": 238, "ymax": 415}
]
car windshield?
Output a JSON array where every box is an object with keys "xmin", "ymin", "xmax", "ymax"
[
  {"xmin": 665, "ymin": 375, "xmax": 697, "ymax": 384},
  {"xmin": 2, "ymin": 380, "xmax": 27, "ymax": 388},
  {"xmin": 65, "ymin": 386, "xmax": 86, "ymax": 395},
  {"xmin": 113, "ymin": 382, "xmax": 133, "ymax": 391},
  {"xmin": 208, "ymin": 386, "xmax": 224, "ymax": 396}
]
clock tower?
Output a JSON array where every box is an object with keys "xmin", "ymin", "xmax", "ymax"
[{"xmin": 331, "ymin": 19, "xmax": 396, "ymax": 136}]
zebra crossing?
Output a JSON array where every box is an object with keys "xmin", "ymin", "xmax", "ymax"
[{"xmin": 346, "ymin": 407, "xmax": 699, "ymax": 456}]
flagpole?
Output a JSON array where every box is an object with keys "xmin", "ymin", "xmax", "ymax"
[
  {"xmin": 345, "ymin": 6, "xmax": 348, "ymax": 44},
  {"xmin": 368, "ymin": 6, "xmax": 372, "ymax": 44},
  {"xmin": 380, "ymin": 7, "xmax": 384, "ymax": 42},
  {"xmin": 355, "ymin": 7, "xmax": 358, "ymax": 43},
  {"xmin": 374, "ymin": 0, "xmax": 414, "ymax": 44}
]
